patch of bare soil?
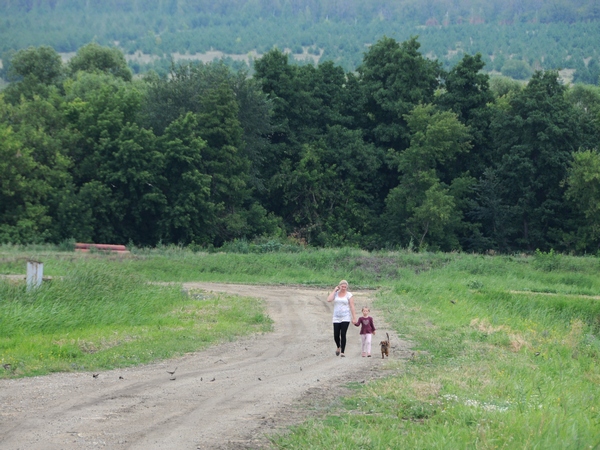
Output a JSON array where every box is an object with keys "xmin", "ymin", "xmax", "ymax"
[{"xmin": 0, "ymin": 283, "xmax": 410, "ymax": 449}]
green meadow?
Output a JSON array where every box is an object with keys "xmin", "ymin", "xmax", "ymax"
[{"xmin": 1, "ymin": 245, "xmax": 599, "ymax": 448}]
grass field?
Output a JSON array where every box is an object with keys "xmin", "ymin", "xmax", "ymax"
[
  {"xmin": 271, "ymin": 251, "xmax": 600, "ymax": 448},
  {"xmin": 1, "ymin": 244, "xmax": 599, "ymax": 448},
  {"xmin": 0, "ymin": 253, "xmax": 273, "ymax": 377}
]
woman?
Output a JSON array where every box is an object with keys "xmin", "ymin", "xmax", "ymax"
[{"xmin": 327, "ymin": 279, "xmax": 356, "ymax": 357}]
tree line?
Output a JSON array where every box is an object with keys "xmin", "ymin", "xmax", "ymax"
[
  {"xmin": 2, "ymin": 38, "xmax": 600, "ymax": 252},
  {"xmin": 4, "ymin": 0, "xmax": 599, "ymax": 23},
  {"xmin": 1, "ymin": 0, "xmax": 599, "ymax": 79}
]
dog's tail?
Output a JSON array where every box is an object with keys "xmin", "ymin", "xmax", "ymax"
[{"xmin": 386, "ymin": 332, "xmax": 390, "ymax": 342}]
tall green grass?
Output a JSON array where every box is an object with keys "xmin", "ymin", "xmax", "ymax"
[
  {"xmin": 0, "ymin": 245, "xmax": 456, "ymax": 286},
  {"xmin": 0, "ymin": 261, "xmax": 271, "ymax": 377}
]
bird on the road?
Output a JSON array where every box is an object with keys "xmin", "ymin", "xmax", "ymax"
[
  {"xmin": 92, "ymin": 373, "xmax": 99, "ymax": 378},
  {"xmin": 258, "ymin": 377, "xmax": 262, "ymax": 381},
  {"xmin": 210, "ymin": 377, "xmax": 216, "ymax": 382},
  {"xmin": 166, "ymin": 367, "xmax": 177, "ymax": 376},
  {"xmin": 119, "ymin": 376, "xmax": 124, "ymax": 380}
]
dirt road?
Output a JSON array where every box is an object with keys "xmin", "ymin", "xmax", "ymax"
[{"xmin": 0, "ymin": 283, "xmax": 406, "ymax": 449}]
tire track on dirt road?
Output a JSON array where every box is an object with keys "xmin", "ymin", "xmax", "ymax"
[{"xmin": 0, "ymin": 283, "xmax": 405, "ymax": 449}]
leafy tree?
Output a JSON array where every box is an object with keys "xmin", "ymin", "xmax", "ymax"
[
  {"xmin": 468, "ymin": 169, "xmax": 511, "ymax": 251},
  {"xmin": 3, "ymin": 94, "xmax": 77, "ymax": 242},
  {"xmin": 489, "ymin": 71, "xmax": 582, "ymax": 250},
  {"xmin": 0, "ymin": 98, "xmax": 62, "ymax": 243},
  {"xmin": 383, "ymin": 104, "xmax": 471, "ymax": 249},
  {"xmin": 140, "ymin": 61, "xmax": 272, "ymax": 193},
  {"xmin": 254, "ymin": 49, "xmax": 324, "ymax": 147},
  {"xmin": 229, "ymin": 72, "xmax": 274, "ymax": 192},
  {"xmin": 357, "ymin": 36, "xmax": 442, "ymax": 151},
  {"xmin": 64, "ymin": 72, "xmax": 142, "ymax": 182},
  {"xmin": 6, "ymin": 45, "xmax": 62, "ymax": 84},
  {"xmin": 254, "ymin": 48, "xmax": 388, "ymax": 244},
  {"xmin": 275, "ymin": 143, "xmax": 335, "ymax": 239},
  {"xmin": 564, "ymin": 149, "xmax": 600, "ymax": 251},
  {"xmin": 156, "ymin": 112, "xmax": 213, "ymax": 244},
  {"xmin": 318, "ymin": 125, "xmax": 384, "ymax": 247},
  {"xmin": 253, "ymin": 49, "xmax": 332, "ymax": 226},
  {"xmin": 0, "ymin": 85, "xmax": 83, "ymax": 243},
  {"xmin": 407, "ymin": 182, "xmax": 457, "ymax": 250},
  {"xmin": 269, "ymin": 124, "xmax": 382, "ymax": 246},
  {"xmin": 67, "ymin": 43, "xmax": 132, "ymax": 81},
  {"xmin": 0, "ymin": 122, "xmax": 45, "ymax": 243},
  {"xmin": 50, "ymin": 182, "xmax": 98, "ymax": 243},
  {"xmin": 437, "ymin": 53, "xmax": 494, "ymax": 179},
  {"xmin": 438, "ymin": 54, "xmax": 492, "ymax": 123},
  {"xmin": 489, "ymin": 75, "xmax": 523, "ymax": 98},
  {"xmin": 566, "ymin": 84, "xmax": 600, "ymax": 153},
  {"xmin": 195, "ymin": 81, "xmax": 262, "ymax": 244},
  {"xmin": 567, "ymin": 84, "xmax": 600, "ymax": 118},
  {"xmin": 395, "ymin": 104, "xmax": 473, "ymax": 175},
  {"xmin": 3, "ymin": 46, "xmax": 63, "ymax": 103},
  {"xmin": 99, "ymin": 122, "xmax": 165, "ymax": 245},
  {"xmin": 62, "ymin": 71, "xmax": 164, "ymax": 244}
]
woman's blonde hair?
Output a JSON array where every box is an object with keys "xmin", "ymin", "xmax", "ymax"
[{"xmin": 339, "ymin": 279, "xmax": 348, "ymax": 287}]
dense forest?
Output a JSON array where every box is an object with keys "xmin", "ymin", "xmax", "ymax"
[
  {"xmin": 1, "ymin": 0, "xmax": 600, "ymax": 83},
  {"xmin": 2, "ymin": 38, "xmax": 600, "ymax": 253}
]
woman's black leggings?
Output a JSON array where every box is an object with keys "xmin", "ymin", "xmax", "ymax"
[{"xmin": 333, "ymin": 322, "xmax": 350, "ymax": 353}]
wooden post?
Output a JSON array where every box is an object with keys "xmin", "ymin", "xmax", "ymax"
[{"xmin": 26, "ymin": 260, "xmax": 43, "ymax": 291}]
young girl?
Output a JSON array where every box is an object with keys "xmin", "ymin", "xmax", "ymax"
[{"xmin": 354, "ymin": 306, "xmax": 376, "ymax": 357}]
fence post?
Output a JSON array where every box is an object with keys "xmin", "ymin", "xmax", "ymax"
[{"xmin": 26, "ymin": 260, "xmax": 43, "ymax": 291}]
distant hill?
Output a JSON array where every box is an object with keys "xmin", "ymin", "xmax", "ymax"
[
  {"xmin": 3, "ymin": 0, "xmax": 599, "ymax": 24},
  {"xmin": 1, "ymin": 0, "xmax": 599, "ymax": 82}
]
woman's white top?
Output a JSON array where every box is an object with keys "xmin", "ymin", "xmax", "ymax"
[{"xmin": 332, "ymin": 291, "xmax": 353, "ymax": 323}]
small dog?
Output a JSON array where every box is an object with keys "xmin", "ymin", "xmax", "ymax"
[{"xmin": 380, "ymin": 332, "xmax": 390, "ymax": 359}]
